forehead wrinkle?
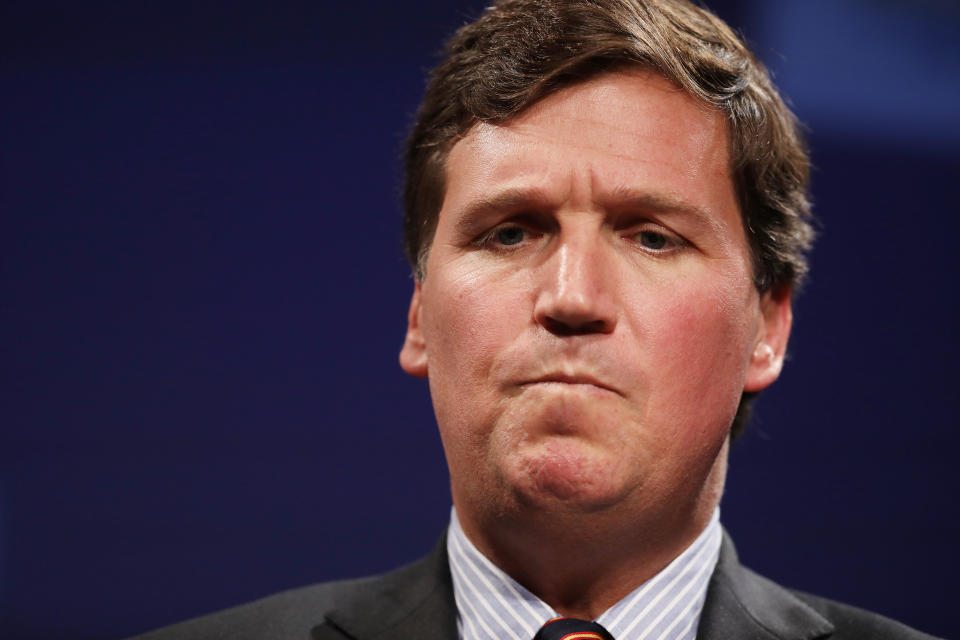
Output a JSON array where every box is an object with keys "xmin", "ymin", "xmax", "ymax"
[{"xmin": 506, "ymin": 118, "xmax": 674, "ymax": 167}]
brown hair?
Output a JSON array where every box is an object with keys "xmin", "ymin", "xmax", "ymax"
[{"xmin": 402, "ymin": 0, "xmax": 815, "ymax": 436}]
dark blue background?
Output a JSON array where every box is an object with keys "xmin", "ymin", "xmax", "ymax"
[{"xmin": 2, "ymin": 1, "xmax": 957, "ymax": 638}]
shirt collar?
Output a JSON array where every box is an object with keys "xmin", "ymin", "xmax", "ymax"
[{"xmin": 447, "ymin": 507, "xmax": 722, "ymax": 640}]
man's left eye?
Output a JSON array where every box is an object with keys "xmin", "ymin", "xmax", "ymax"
[
  {"xmin": 637, "ymin": 230, "xmax": 669, "ymax": 250},
  {"xmin": 496, "ymin": 227, "xmax": 526, "ymax": 246}
]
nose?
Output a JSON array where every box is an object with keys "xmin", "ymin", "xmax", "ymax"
[{"xmin": 533, "ymin": 233, "xmax": 618, "ymax": 336}]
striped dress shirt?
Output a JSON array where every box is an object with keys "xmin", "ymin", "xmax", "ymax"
[{"xmin": 447, "ymin": 507, "xmax": 722, "ymax": 640}]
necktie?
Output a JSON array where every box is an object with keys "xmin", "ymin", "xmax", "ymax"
[{"xmin": 533, "ymin": 616, "xmax": 616, "ymax": 640}]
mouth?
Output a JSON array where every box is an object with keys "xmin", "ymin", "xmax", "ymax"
[{"xmin": 522, "ymin": 373, "xmax": 619, "ymax": 395}]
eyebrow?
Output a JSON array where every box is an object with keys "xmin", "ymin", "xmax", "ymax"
[
  {"xmin": 602, "ymin": 186, "xmax": 730, "ymax": 235},
  {"xmin": 451, "ymin": 185, "xmax": 731, "ymax": 237},
  {"xmin": 452, "ymin": 187, "xmax": 556, "ymax": 236}
]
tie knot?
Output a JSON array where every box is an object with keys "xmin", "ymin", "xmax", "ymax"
[{"xmin": 533, "ymin": 616, "xmax": 616, "ymax": 640}]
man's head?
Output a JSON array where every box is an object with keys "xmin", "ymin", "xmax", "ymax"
[
  {"xmin": 401, "ymin": 0, "xmax": 813, "ymax": 439},
  {"xmin": 398, "ymin": 0, "xmax": 812, "ymax": 563}
]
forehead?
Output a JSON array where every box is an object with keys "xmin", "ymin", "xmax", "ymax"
[{"xmin": 442, "ymin": 69, "xmax": 738, "ymax": 225}]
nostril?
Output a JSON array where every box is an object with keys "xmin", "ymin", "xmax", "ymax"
[{"xmin": 542, "ymin": 316, "xmax": 609, "ymax": 336}]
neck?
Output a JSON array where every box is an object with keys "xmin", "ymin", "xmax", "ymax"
[{"xmin": 453, "ymin": 446, "xmax": 727, "ymax": 619}]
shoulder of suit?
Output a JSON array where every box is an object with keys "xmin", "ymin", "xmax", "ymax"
[
  {"xmin": 126, "ymin": 576, "xmax": 360, "ymax": 640},
  {"xmin": 703, "ymin": 532, "xmax": 942, "ymax": 640},
  {"xmin": 787, "ymin": 588, "xmax": 943, "ymax": 640},
  {"xmin": 126, "ymin": 537, "xmax": 449, "ymax": 640},
  {"xmin": 127, "ymin": 565, "xmax": 416, "ymax": 640}
]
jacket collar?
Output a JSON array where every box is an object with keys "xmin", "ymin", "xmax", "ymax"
[
  {"xmin": 313, "ymin": 533, "xmax": 458, "ymax": 640},
  {"xmin": 695, "ymin": 531, "xmax": 834, "ymax": 640},
  {"xmin": 314, "ymin": 529, "xmax": 834, "ymax": 640}
]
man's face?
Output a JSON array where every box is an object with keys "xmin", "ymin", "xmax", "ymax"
[{"xmin": 400, "ymin": 69, "xmax": 790, "ymax": 533}]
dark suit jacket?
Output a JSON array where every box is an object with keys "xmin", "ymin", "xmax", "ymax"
[{"xmin": 132, "ymin": 532, "xmax": 937, "ymax": 639}]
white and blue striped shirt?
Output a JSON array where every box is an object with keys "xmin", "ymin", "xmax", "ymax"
[{"xmin": 447, "ymin": 507, "xmax": 721, "ymax": 640}]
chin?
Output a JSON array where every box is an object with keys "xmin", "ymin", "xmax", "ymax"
[{"xmin": 503, "ymin": 436, "xmax": 635, "ymax": 513}]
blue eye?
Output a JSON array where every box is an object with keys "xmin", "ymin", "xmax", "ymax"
[
  {"xmin": 638, "ymin": 230, "xmax": 667, "ymax": 250},
  {"xmin": 496, "ymin": 227, "xmax": 525, "ymax": 246}
]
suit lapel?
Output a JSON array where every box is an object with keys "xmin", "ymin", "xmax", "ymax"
[
  {"xmin": 312, "ymin": 534, "xmax": 458, "ymax": 640},
  {"xmin": 696, "ymin": 532, "xmax": 834, "ymax": 640}
]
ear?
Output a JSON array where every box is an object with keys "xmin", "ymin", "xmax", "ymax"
[
  {"xmin": 743, "ymin": 285, "xmax": 793, "ymax": 392},
  {"xmin": 399, "ymin": 281, "xmax": 429, "ymax": 378}
]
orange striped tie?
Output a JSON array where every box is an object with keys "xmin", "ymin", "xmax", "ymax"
[{"xmin": 533, "ymin": 616, "xmax": 616, "ymax": 640}]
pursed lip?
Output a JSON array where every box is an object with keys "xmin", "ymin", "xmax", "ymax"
[{"xmin": 521, "ymin": 373, "xmax": 619, "ymax": 395}]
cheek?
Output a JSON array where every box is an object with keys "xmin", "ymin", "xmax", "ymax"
[
  {"xmin": 424, "ymin": 270, "xmax": 519, "ymax": 365},
  {"xmin": 664, "ymin": 292, "xmax": 752, "ymax": 364},
  {"xmin": 631, "ymin": 274, "xmax": 757, "ymax": 430},
  {"xmin": 421, "ymin": 267, "xmax": 530, "ymax": 424}
]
